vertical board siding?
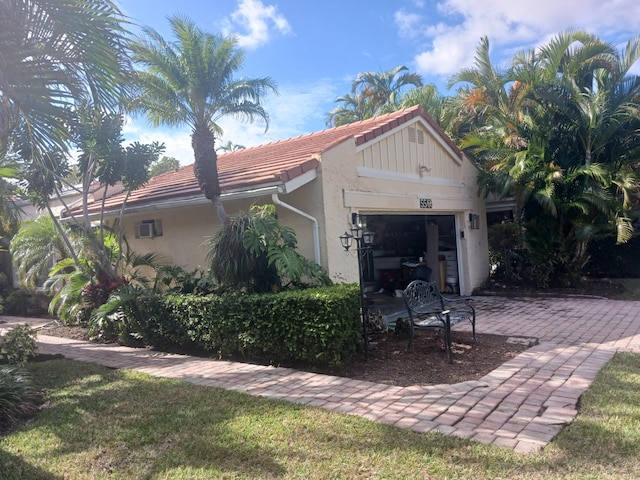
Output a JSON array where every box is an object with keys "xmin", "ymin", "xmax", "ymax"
[{"xmin": 359, "ymin": 125, "xmax": 460, "ymax": 180}]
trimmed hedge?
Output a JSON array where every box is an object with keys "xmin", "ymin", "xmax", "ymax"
[{"xmin": 128, "ymin": 284, "xmax": 362, "ymax": 367}]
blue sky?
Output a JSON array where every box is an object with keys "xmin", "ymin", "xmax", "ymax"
[{"xmin": 116, "ymin": 0, "xmax": 640, "ymax": 165}]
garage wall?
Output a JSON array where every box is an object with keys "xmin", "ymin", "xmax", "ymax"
[{"xmin": 320, "ymin": 117, "xmax": 489, "ymax": 294}]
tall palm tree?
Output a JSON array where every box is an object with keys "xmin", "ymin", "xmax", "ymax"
[
  {"xmin": 130, "ymin": 15, "xmax": 278, "ymax": 225},
  {"xmin": 326, "ymin": 65, "xmax": 423, "ymax": 127},
  {"xmin": 397, "ymin": 83, "xmax": 447, "ymax": 127}
]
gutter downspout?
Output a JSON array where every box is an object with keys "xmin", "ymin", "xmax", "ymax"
[{"xmin": 271, "ymin": 194, "xmax": 321, "ymax": 265}]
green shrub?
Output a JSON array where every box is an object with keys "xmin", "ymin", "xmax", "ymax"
[
  {"xmin": 0, "ymin": 365, "xmax": 39, "ymax": 432},
  {"xmin": 177, "ymin": 284, "xmax": 361, "ymax": 366},
  {"xmin": 0, "ymin": 324, "xmax": 39, "ymax": 366},
  {"xmin": 586, "ymin": 235, "xmax": 640, "ymax": 278},
  {"xmin": 3, "ymin": 289, "xmax": 31, "ymax": 316},
  {"xmin": 107, "ymin": 284, "xmax": 361, "ymax": 367}
]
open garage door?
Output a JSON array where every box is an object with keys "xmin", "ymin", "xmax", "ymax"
[{"xmin": 362, "ymin": 214, "xmax": 459, "ymax": 294}]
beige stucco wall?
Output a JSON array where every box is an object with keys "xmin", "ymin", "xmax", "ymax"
[
  {"xmin": 118, "ymin": 191, "xmax": 325, "ymax": 274},
  {"xmin": 121, "ymin": 203, "xmax": 219, "ymax": 271}
]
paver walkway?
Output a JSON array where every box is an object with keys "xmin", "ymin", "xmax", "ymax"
[{"xmin": 3, "ymin": 295, "xmax": 640, "ymax": 453}]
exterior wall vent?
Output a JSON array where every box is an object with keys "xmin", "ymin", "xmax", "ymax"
[{"xmin": 408, "ymin": 127, "xmax": 416, "ymax": 143}]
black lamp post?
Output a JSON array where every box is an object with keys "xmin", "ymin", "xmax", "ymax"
[{"xmin": 340, "ymin": 216, "xmax": 375, "ymax": 360}]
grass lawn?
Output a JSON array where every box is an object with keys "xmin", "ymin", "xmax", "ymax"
[{"xmin": 1, "ymin": 353, "xmax": 639, "ymax": 479}]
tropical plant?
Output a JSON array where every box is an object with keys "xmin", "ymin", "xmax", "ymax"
[
  {"xmin": 207, "ymin": 204, "xmax": 330, "ymax": 293},
  {"xmin": 0, "ymin": 157, "xmax": 21, "ymax": 240},
  {"xmin": 454, "ymin": 31, "xmax": 640, "ymax": 286},
  {"xmin": 326, "ymin": 92, "xmax": 376, "ymax": 127},
  {"xmin": 150, "ymin": 155, "xmax": 181, "ymax": 177},
  {"xmin": 216, "ymin": 140, "xmax": 246, "ymax": 153},
  {"xmin": 10, "ymin": 216, "xmax": 77, "ymax": 290},
  {"xmin": 130, "ymin": 15, "xmax": 278, "ymax": 225},
  {"xmin": 326, "ymin": 65, "xmax": 423, "ymax": 127},
  {"xmin": 397, "ymin": 83, "xmax": 447, "ymax": 126},
  {"xmin": 352, "ymin": 65, "xmax": 423, "ymax": 114},
  {"xmin": 0, "ymin": 324, "xmax": 38, "ymax": 366},
  {"xmin": 46, "ymin": 244, "xmax": 168, "ymax": 324},
  {"xmin": 0, "ymin": 0, "xmax": 131, "ymax": 159},
  {"xmin": 0, "ymin": 365, "xmax": 39, "ymax": 432}
]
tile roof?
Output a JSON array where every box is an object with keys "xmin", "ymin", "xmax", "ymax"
[{"xmin": 71, "ymin": 105, "xmax": 459, "ymax": 216}]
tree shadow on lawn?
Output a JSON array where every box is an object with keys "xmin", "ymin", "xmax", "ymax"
[
  {"xmin": 17, "ymin": 359, "xmax": 287, "ymax": 478},
  {"xmin": 0, "ymin": 449, "xmax": 63, "ymax": 480}
]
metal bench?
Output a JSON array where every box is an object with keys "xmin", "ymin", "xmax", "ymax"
[{"xmin": 401, "ymin": 280, "xmax": 476, "ymax": 363}]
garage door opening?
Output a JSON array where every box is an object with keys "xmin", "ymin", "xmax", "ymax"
[{"xmin": 361, "ymin": 214, "xmax": 459, "ymax": 294}]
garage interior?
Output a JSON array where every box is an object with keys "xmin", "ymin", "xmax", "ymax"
[{"xmin": 361, "ymin": 214, "xmax": 459, "ymax": 295}]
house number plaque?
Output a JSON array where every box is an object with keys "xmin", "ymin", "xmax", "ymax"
[{"xmin": 419, "ymin": 198, "xmax": 433, "ymax": 209}]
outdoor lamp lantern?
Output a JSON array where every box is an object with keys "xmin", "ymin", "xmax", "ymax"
[
  {"xmin": 362, "ymin": 230, "xmax": 375, "ymax": 247},
  {"xmin": 339, "ymin": 231, "xmax": 353, "ymax": 251},
  {"xmin": 339, "ymin": 216, "xmax": 375, "ymax": 361},
  {"xmin": 350, "ymin": 223, "xmax": 363, "ymax": 241}
]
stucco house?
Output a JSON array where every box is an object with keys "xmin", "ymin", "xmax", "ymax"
[{"xmin": 69, "ymin": 105, "xmax": 489, "ymax": 295}]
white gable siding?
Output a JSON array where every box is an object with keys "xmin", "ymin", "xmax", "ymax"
[{"xmin": 357, "ymin": 120, "xmax": 463, "ymax": 182}]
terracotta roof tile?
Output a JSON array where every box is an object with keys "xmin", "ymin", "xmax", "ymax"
[{"xmin": 70, "ymin": 105, "xmax": 460, "ymax": 216}]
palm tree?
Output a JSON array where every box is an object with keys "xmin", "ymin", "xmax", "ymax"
[
  {"xmin": 130, "ymin": 15, "xmax": 278, "ymax": 225},
  {"xmin": 10, "ymin": 216, "xmax": 77, "ymax": 291},
  {"xmin": 326, "ymin": 65, "xmax": 423, "ymax": 127},
  {"xmin": 353, "ymin": 65, "xmax": 422, "ymax": 113},
  {"xmin": 397, "ymin": 83, "xmax": 447, "ymax": 127},
  {"xmin": 459, "ymin": 31, "xmax": 640, "ymax": 285},
  {"xmin": 325, "ymin": 92, "xmax": 374, "ymax": 127},
  {"xmin": 0, "ymin": 0, "xmax": 131, "ymax": 158},
  {"xmin": 216, "ymin": 140, "xmax": 246, "ymax": 153}
]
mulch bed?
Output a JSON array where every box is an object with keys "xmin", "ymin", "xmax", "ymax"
[{"xmin": 40, "ymin": 324, "xmax": 531, "ymax": 387}]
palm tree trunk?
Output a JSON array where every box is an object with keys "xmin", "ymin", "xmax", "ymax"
[{"xmin": 192, "ymin": 125, "xmax": 229, "ymax": 225}]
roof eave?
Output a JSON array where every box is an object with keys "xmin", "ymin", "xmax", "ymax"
[{"xmin": 62, "ymin": 162, "xmax": 319, "ymax": 222}]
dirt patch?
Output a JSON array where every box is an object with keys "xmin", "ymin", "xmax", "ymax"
[
  {"xmin": 313, "ymin": 330, "xmax": 530, "ymax": 387},
  {"xmin": 39, "ymin": 324, "xmax": 89, "ymax": 341}
]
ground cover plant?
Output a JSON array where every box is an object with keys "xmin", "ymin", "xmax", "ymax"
[{"xmin": 1, "ymin": 353, "xmax": 639, "ymax": 479}]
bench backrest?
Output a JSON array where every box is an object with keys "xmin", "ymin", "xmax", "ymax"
[{"xmin": 402, "ymin": 280, "xmax": 444, "ymax": 315}]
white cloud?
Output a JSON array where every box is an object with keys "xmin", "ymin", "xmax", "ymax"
[
  {"xmin": 216, "ymin": 79, "xmax": 337, "ymax": 146},
  {"xmin": 403, "ymin": 0, "xmax": 640, "ymax": 85},
  {"xmin": 394, "ymin": 9, "xmax": 423, "ymax": 39},
  {"xmin": 122, "ymin": 117, "xmax": 195, "ymax": 164},
  {"xmin": 222, "ymin": 0, "xmax": 292, "ymax": 49}
]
